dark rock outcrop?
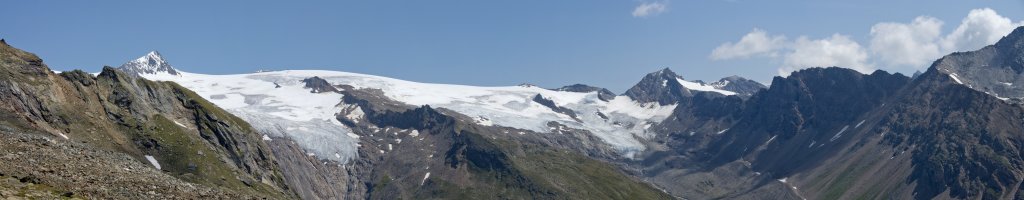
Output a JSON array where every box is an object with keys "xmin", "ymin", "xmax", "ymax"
[
  {"xmin": 301, "ymin": 76, "xmax": 340, "ymax": 93},
  {"xmin": 552, "ymin": 84, "xmax": 616, "ymax": 101},
  {"xmin": 532, "ymin": 94, "xmax": 580, "ymax": 121}
]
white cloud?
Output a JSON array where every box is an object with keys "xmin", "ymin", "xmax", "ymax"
[
  {"xmin": 632, "ymin": 2, "xmax": 667, "ymax": 18},
  {"xmin": 711, "ymin": 8, "xmax": 1023, "ymax": 76},
  {"xmin": 941, "ymin": 8, "xmax": 1023, "ymax": 52},
  {"xmin": 869, "ymin": 16, "xmax": 944, "ymax": 70},
  {"xmin": 781, "ymin": 34, "xmax": 872, "ymax": 76},
  {"xmin": 710, "ymin": 29, "xmax": 787, "ymax": 60},
  {"xmin": 711, "ymin": 29, "xmax": 872, "ymax": 76},
  {"xmin": 869, "ymin": 8, "xmax": 1021, "ymax": 71}
]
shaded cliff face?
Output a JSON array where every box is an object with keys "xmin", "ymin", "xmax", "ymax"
[
  {"xmin": 0, "ymin": 42, "xmax": 292, "ymax": 198},
  {"xmin": 639, "ymin": 48, "xmax": 1024, "ymax": 199},
  {"xmin": 632, "ymin": 67, "xmax": 912, "ymax": 199},
  {"xmin": 710, "ymin": 68, "xmax": 910, "ymax": 167},
  {"xmin": 863, "ymin": 69, "xmax": 1024, "ymax": 200},
  {"xmin": 745, "ymin": 67, "xmax": 1024, "ymax": 200}
]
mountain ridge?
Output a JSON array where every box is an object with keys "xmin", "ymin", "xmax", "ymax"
[{"xmin": 5, "ymin": 25, "xmax": 1024, "ymax": 200}]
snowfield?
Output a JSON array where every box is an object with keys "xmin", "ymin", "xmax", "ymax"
[
  {"xmin": 676, "ymin": 78, "xmax": 737, "ymax": 95},
  {"xmin": 143, "ymin": 69, "xmax": 677, "ymax": 161}
]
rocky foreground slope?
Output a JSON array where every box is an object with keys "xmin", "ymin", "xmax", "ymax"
[{"xmin": 0, "ymin": 40, "xmax": 291, "ymax": 199}]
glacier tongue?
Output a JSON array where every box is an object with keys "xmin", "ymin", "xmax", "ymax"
[
  {"xmin": 230, "ymin": 110, "xmax": 358, "ymax": 162},
  {"xmin": 142, "ymin": 71, "xmax": 360, "ymax": 163}
]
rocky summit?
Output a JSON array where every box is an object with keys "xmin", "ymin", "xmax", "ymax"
[{"xmin": 116, "ymin": 51, "xmax": 179, "ymax": 76}]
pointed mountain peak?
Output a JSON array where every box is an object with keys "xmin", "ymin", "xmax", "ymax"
[
  {"xmin": 647, "ymin": 67, "xmax": 679, "ymax": 79},
  {"xmin": 623, "ymin": 68, "xmax": 691, "ymax": 105},
  {"xmin": 117, "ymin": 50, "xmax": 179, "ymax": 76},
  {"xmin": 145, "ymin": 50, "xmax": 162, "ymax": 58},
  {"xmin": 655, "ymin": 67, "xmax": 674, "ymax": 74}
]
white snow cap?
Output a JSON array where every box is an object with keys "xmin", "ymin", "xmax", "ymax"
[{"xmin": 118, "ymin": 51, "xmax": 179, "ymax": 75}]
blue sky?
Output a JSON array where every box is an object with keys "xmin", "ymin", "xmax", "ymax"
[{"xmin": 2, "ymin": 1, "xmax": 1023, "ymax": 92}]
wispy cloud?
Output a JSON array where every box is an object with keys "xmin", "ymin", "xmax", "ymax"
[
  {"xmin": 710, "ymin": 8, "xmax": 1023, "ymax": 76},
  {"xmin": 632, "ymin": 2, "xmax": 667, "ymax": 18}
]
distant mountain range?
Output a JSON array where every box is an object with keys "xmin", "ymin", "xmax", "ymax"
[{"xmin": 3, "ymin": 27, "xmax": 1024, "ymax": 199}]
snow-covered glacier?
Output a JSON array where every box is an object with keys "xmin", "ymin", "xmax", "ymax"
[{"xmin": 141, "ymin": 69, "xmax": 677, "ymax": 162}]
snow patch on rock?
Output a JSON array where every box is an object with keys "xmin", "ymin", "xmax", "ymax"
[
  {"xmin": 145, "ymin": 155, "xmax": 161, "ymax": 170},
  {"xmin": 421, "ymin": 172, "xmax": 431, "ymax": 186}
]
